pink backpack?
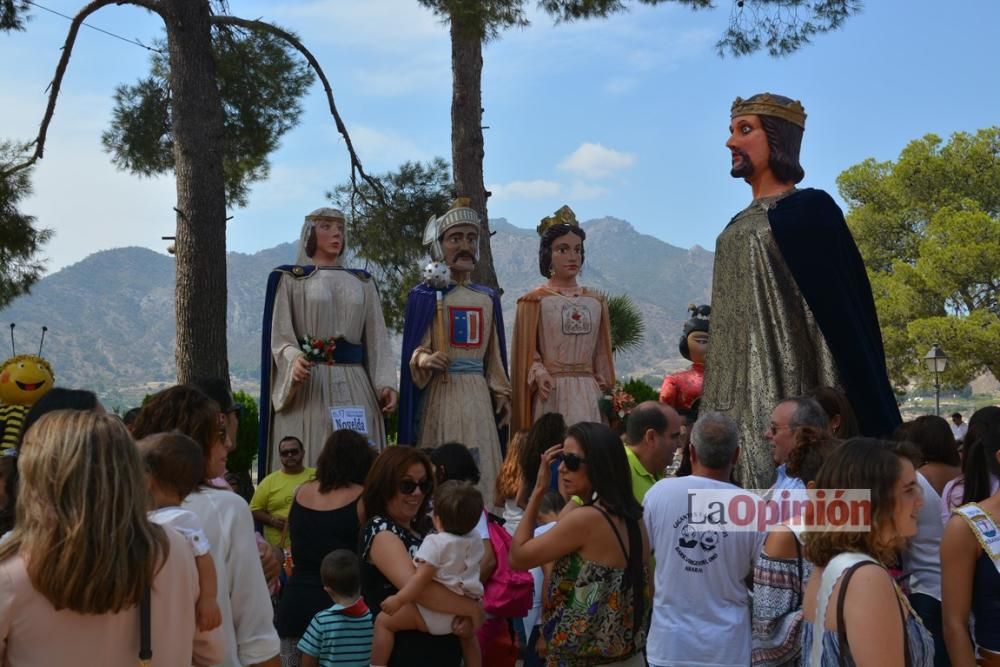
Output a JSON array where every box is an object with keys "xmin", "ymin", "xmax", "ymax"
[{"xmin": 481, "ymin": 512, "xmax": 534, "ymax": 618}]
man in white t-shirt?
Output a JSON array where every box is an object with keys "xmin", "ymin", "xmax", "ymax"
[
  {"xmin": 950, "ymin": 412, "xmax": 968, "ymax": 443},
  {"xmin": 643, "ymin": 411, "xmax": 765, "ymax": 667}
]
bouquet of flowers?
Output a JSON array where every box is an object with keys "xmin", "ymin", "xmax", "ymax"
[
  {"xmin": 598, "ymin": 384, "xmax": 636, "ymax": 434},
  {"xmin": 299, "ymin": 335, "xmax": 337, "ymax": 364}
]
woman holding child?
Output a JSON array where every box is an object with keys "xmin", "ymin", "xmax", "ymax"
[
  {"xmin": 360, "ymin": 446, "xmax": 485, "ymax": 667},
  {"xmin": 510, "ymin": 421, "xmax": 651, "ymax": 666},
  {"xmin": 134, "ymin": 384, "xmax": 280, "ymax": 667}
]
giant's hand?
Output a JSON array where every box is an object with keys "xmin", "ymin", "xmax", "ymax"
[
  {"xmin": 536, "ymin": 371, "xmax": 556, "ymax": 402},
  {"xmin": 417, "ymin": 350, "xmax": 450, "ymax": 372},
  {"xmin": 379, "ymin": 388, "xmax": 398, "ymax": 414},
  {"xmin": 291, "ymin": 355, "xmax": 313, "ymax": 383}
]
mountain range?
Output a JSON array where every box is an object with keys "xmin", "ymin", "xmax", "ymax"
[{"xmin": 0, "ymin": 217, "xmax": 714, "ymax": 408}]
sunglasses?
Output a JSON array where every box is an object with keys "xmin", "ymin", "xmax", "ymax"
[
  {"xmin": 279, "ymin": 449, "xmax": 301, "ymax": 457},
  {"xmin": 555, "ymin": 452, "xmax": 587, "ymax": 472},
  {"xmin": 225, "ymin": 404, "xmax": 243, "ymax": 421},
  {"xmin": 398, "ymin": 479, "xmax": 432, "ymax": 496}
]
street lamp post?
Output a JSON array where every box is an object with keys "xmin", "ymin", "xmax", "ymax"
[{"xmin": 923, "ymin": 344, "xmax": 948, "ymax": 416}]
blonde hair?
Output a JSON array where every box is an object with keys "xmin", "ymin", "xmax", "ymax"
[
  {"xmin": 0, "ymin": 410, "xmax": 167, "ymax": 613},
  {"xmin": 494, "ymin": 429, "xmax": 529, "ymax": 507}
]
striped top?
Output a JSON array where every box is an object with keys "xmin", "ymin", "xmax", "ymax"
[{"xmin": 297, "ymin": 598, "xmax": 373, "ymax": 667}]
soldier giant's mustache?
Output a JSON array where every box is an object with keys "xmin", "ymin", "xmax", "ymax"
[{"xmin": 454, "ymin": 252, "xmax": 477, "ymax": 262}]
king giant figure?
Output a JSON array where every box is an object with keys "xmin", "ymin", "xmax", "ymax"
[{"xmin": 701, "ymin": 93, "xmax": 901, "ymax": 488}]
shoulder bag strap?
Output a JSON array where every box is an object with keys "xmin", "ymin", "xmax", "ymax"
[
  {"xmin": 591, "ymin": 504, "xmax": 629, "ymax": 562},
  {"xmin": 138, "ymin": 585, "xmax": 151, "ymax": 666},
  {"xmin": 809, "ymin": 552, "xmax": 875, "ymax": 667},
  {"xmin": 834, "ymin": 561, "xmax": 911, "ymax": 667}
]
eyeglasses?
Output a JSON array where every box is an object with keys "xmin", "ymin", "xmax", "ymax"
[
  {"xmin": 555, "ymin": 452, "xmax": 587, "ymax": 472},
  {"xmin": 398, "ymin": 479, "xmax": 432, "ymax": 496},
  {"xmin": 279, "ymin": 449, "xmax": 301, "ymax": 457},
  {"xmin": 767, "ymin": 423, "xmax": 793, "ymax": 436}
]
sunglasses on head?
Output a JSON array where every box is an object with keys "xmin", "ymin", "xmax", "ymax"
[
  {"xmin": 555, "ymin": 452, "xmax": 587, "ymax": 472},
  {"xmin": 398, "ymin": 479, "xmax": 432, "ymax": 496}
]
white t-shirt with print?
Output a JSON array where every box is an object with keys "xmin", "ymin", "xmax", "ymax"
[{"xmin": 643, "ymin": 475, "xmax": 765, "ymax": 667}]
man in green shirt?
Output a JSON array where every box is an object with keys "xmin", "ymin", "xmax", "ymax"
[
  {"xmin": 250, "ymin": 435, "xmax": 315, "ymax": 547},
  {"xmin": 624, "ymin": 401, "xmax": 682, "ymax": 503}
]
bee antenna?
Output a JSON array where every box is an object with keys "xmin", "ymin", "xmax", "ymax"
[
  {"xmin": 38, "ymin": 326, "xmax": 48, "ymax": 356},
  {"xmin": 8, "ymin": 323, "xmax": 14, "ymax": 357}
]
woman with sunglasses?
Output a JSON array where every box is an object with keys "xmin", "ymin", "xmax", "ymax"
[
  {"xmin": 133, "ymin": 385, "xmax": 280, "ymax": 667},
  {"xmin": 360, "ymin": 447, "xmax": 485, "ymax": 666},
  {"xmin": 510, "ymin": 422, "xmax": 651, "ymax": 666}
]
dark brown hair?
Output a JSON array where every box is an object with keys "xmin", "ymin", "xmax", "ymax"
[
  {"xmin": 538, "ymin": 224, "xmax": 586, "ymax": 278},
  {"xmin": 316, "ymin": 430, "xmax": 376, "ymax": 493},
  {"xmin": 903, "ymin": 415, "xmax": 960, "ymax": 467},
  {"xmin": 807, "ymin": 386, "xmax": 860, "ymax": 439},
  {"xmin": 759, "ymin": 112, "xmax": 805, "ymax": 184},
  {"xmin": 784, "ymin": 426, "xmax": 841, "ymax": 484},
  {"xmin": 138, "ymin": 432, "xmax": 205, "ymax": 500},
  {"xmin": 361, "ymin": 447, "xmax": 435, "ymax": 530},
  {"xmin": 131, "ymin": 385, "xmax": 221, "ymax": 481},
  {"xmin": 803, "ymin": 438, "xmax": 920, "ymax": 567},
  {"xmin": 320, "ymin": 549, "xmax": 360, "ymax": 597},
  {"xmin": 433, "ymin": 480, "xmax": 483, "ymax": 535}
]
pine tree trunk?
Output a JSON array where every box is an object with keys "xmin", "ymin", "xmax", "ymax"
[
  {"xmin": 450, "ymin": 14, "xmax": 499, "ymax": 291},
  {"xmin": 162, "ymin": 0, "xmax": 229, "ymax": 384}
]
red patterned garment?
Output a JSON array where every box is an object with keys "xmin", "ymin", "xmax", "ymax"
[{"xmin": 659, "ymin": 363, "xmax": 705, "ymax": 413}]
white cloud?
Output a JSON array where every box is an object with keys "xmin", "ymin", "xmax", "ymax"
[
  {"xmin": 567, "ymin": 182, "xmax": 608, "ymax": 200},
  {"xmin": 604, "ymin": 77, "xmax": 638, "ymax": 95},
  {"xmin": 348, "ymin": 124, "xmax": 431, "ymax": 168},
  {"xmin": 488, "ymin": 180, "xmax": 562, "ymax": 200},
  {"xmin": 558, "ymin": 143, "xmax": 636, "ymax": 180}
]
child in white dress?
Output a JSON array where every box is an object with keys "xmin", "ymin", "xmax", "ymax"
[
  {"xmin": 371, "ymin": 480, "xmax": 485, "ymax": 667},
  {"xmin": 138, "ymin": 432, "xmax": 221, "ymax": 631}
]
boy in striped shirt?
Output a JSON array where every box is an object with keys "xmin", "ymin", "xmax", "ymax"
[{"xmin": 298, "ymin": 550, "xmax": 374, "ymax": 667}]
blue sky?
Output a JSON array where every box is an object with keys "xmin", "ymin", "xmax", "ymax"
[{"xmin": 1, "ymin": 0, "xmax": 998, "ymax": 273}]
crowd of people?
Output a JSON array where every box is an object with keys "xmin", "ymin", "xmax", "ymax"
[
  {"xmin": 0, "ymin": 92, "xmax": 997, "ymax": 667},
  {"xmin": 0, "ymin": 383, "xmax": 996, "ymax": 667}
]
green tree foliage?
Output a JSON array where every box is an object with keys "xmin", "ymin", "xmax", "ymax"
[
  {"xmin": 0, "ymin": 0, "xmax": 29, "ymax": 31},
  {"xmin": 838, "ymin": 127, "xmax": 1000, "ymax": 391},
  {"xmin": 620, "ymin": 376, "xmax": 658, "ymax": 403},
  {"xmin": 102, "ymin": 27, "xmax": 314, "ymax": 208},
  {"xmin": 606, "ymin": 292, "xmax": 645, "ymax": 355},
  {"xmin": 229, "ymin": 389, "xmax": 260, "ymax": 474},
  {"xmin": 0, "ymin": 143, "xmax": 52, "ymax": 308},
  {"xmin": 331, "ymin": 158, "xmax": 454, "ymax": 332}
]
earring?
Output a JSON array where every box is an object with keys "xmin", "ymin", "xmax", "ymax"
[{"xmin": 548, "ymin": 266, "xmax": 555, "ymax": 277}]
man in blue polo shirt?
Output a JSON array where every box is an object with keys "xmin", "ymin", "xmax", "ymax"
[{"xmin": 624, "ymin": 401, "xmax": 682, "ymax": 503}]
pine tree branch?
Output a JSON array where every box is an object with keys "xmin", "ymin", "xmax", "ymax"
[
  {"xmin": 210, "ymin": 14, "xmax": 385, "ymax": 199},
  {"xmin": 0, "ymin": 0, "xmax": 163, "ymax": 179}
]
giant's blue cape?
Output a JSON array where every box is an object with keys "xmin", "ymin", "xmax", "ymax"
[
  {"xmin": 397, "ymin": 282, "xmax": 508, "ymax": 446},
  {"xmin": 257, "ymin": 265, "xmax": 372, "ymax": 480},
  {"xmin": 767, "ymin": 188, "xmax": 901, "ymax": 437}
]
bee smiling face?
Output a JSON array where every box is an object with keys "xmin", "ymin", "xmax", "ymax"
[{"xmin": 0, "ymin": 355, "xmax": 55, "ymax": 407}]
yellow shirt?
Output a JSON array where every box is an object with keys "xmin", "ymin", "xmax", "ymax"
[
  {"xmin": 249, "ymin": 467, "xmax": 315, "ymax": 546},
  {"xmin": 624, "ymin": 445, "xmax": 661, "ymax": 503}
]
